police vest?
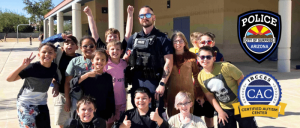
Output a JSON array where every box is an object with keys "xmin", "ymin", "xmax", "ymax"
[{"xmin": 128, "ymin": 32, "xmax": 164, "ymax": 69}]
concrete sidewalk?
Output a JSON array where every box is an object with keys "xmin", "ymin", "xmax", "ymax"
[{"xmin": 0, "ymin": 42, "xmax": 299, "ymax": 128}]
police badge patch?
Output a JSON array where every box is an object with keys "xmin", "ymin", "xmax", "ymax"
[{"xmin": 238, "ymin": 10, "xmax": 281, "ymax": 63}]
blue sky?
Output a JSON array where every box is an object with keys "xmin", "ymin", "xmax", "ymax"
[{"xmin": 0, "ymin": 0, "xmax": 62, "ymax": 17}]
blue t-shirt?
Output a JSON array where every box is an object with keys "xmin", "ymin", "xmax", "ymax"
[{"xmin": 18, "ymin": 61, "xmax": 57, "ymax": 105}]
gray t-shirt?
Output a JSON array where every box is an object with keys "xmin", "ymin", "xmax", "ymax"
[
  {"xmin": 65, "ymin": 56, "xmax": 93, "ymax": 99},
  {"xmin": 18, "ymin": 61, "xmax": 57, "ymax": 105},
  {"xmin": 66, "ymin": 56, "xmax": 93, "ymax": 77}
]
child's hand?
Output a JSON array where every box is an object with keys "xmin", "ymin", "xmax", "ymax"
[
  {"xmin": 150, "ymin": 108, "xmax": 162, "ymax": 122},
  {"xmin": 52, "ymin": 82, "xmax": 59, "ymax": 97},
  {"xmin": 21, "ymin": 52, "xmax": 36, "ymax": 68},
  {"xmin": 121, "ymin": 115, "xmax": 131, "ymax": 128},
  {"xmin": 83, "ymin": 6, "xmax": 92, "ymax": 16},
  {"xmin": 87, "ymin": 70, "xmax": 99, "ymax": 77},
  {"xmin": 127, "ymin": 5, "xmax": 134, "ymax": 15}
]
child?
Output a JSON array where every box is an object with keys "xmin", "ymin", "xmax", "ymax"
[
  {"xmin": 191, "ymin": 32, "xmax": 219, "ymax": 128},
  {"xmin": 83, "ymin": 5, "xmax": 133, "ymax": 55},
  {"xmin": 104, "ymin": 41, "xmax": 127, "ymax": 128},
  {"xmin": 6, "ymin": 43, "xmax": 58, "ymax": 128},
  {"xmin": 114, "ymin": 87, "xmax": 169, "ymax": 128},
  {"xmin": 70, "ymin": 49, "xmax": 115, "ymax": 121},
  {"xmin": 164, "ymin": 31, "xmax": 203, "ymax": 117},
  {"xmin": 64, "ymin": 36, "xmax": 97, "ymax": 117},
  {"xmin": 64, "ymin": 95, "xmax": 106, "ymax": 128},
  {"xmin": 197, "ymin": 46, "xmax": 257, "ymax": 128},
  {"xmin": 198, "ymin": 32, "xmax": 224, "ymax": 62},
  {"xmin": 189, "ymin": 32, "xmax": 202, "ymax": 55},
  {"xmin": 42, "ymin": 33, "xmax": 80, "ymax": 128},
  {"xmin": 168, "ymin": 91, "xmax": 207, "ymax": 128}
]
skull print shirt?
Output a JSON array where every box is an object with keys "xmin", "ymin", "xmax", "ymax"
[{"xmin": 198, "ymin": 62, "xmax": 243, "ymax": 109}]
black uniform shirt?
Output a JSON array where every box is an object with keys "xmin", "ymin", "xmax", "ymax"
[{"xmin": 126, "ymin": 27, "xmax": 173, "ymax": 57}]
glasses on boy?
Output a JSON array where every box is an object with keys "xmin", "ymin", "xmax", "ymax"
[
  {"xmin": 198, "ymin": 55, "xmax": 213, "ymax": 60},
  {"xmin": 199, "ymin": 40, "xmax": 213, "ymax": 45}
]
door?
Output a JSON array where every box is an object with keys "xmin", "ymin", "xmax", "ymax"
[{"xmin": 173, "ymin": 16, "xmax": 190, "ymax": 47}]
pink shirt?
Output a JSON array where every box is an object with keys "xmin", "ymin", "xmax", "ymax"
[{"xmin": 104, "ymin": 58, "xmax": 127, "ymax": 105}]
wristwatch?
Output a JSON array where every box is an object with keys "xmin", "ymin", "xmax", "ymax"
[{"xmin": 159, "ymin": 82, "xmax": 165, "ymax": 86}]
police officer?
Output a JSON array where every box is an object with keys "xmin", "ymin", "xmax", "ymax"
[{"xmin": 123, "ymin": 5, "xmax": 173, "ymax": 116}]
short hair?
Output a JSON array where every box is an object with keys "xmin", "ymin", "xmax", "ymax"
[
  {"xmin": 94, "ymin": 48, "xmax": 109, "ymax": 62},
  {"xmin": 141, "ymin": 5, "xmax": 154, "ymax": 12},
  {"xmin": 190, "ymin": 32, "xmax": 203, "ymax": 44},
  {"xmin": 106, "ymin": 41, "xmax": 122, "ymax": 50},
  {"xmin": 171, "ymin": 31, "xmax": 189, "ymax": 51},
  {"xmin": 105, "ymin": 28, "xmax": 120, "ymax": 41},
  {"xmin": 64, "ymin": 35, "xmax": 78, "ymax": 46},
  {"xmin": 79, "ymin": 35, "xmax": 96, "ymax": 46},
  {"xmin": 76, "ymin": 95, "xmax": 97, "ymax": 110},
  {"xmin": 198, "ymin": 46, "xmax": 215, "ymax": 56},
  {"xmin": 134, "ymin": 87, "xmax": 151, "ymax": 98},
  {"xmin": 199, "ymin": 32, "xmax": 216, "ymax": 41},
  {"xmin": 174, "ymin": 91, "xmax": 193, "ymax": 110},
  {"xmin": 39, "ymin": 42, "xmax": 56, "ymax": 52}
]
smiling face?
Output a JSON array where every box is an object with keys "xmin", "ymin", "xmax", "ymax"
[
  {"xmin": 77, "ymin": 102, "xmax": 96, "ymax": 123},
  {"xmin": 198, "ymin": 50, "xmax": 215, "ymax": 69},
  {"xmin": 38, "ymin": 45, "xmax": 56, "ymax": 64},
  {"xmin": 105, "ymin": 34, "xmax": 119, "ymax": 43},
  {"xmin": 134, "ymin": 92, "xmax": 151, "ymax": 110},
  {"xmin": 107, "ymin": 45, "xmax": 123, "ymax": 59},
  {"xmin": 92, "ymin": 52, "xmax": 107, "ymax": 71},
  {"xmin": 80, "ymin": 39, "xmax": 96, "ymax": 59},
  {"xmin": 173, "ymin": 36, "xmax": 185, "ymax": 53},
  {"xmin": 176, "ymin": 98, "xmax": 193, "ymax": 114},
  {"xmin": 63, "ymin": 40, "xmax": 78, "ymax": 55},
  {"xmin": 139, "ymin": 7, "xmax": 155, "ymax": 28}
]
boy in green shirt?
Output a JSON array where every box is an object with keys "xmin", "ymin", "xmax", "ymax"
[{"xmin": 197, "ymin": 46, "xmax": 257, "ymax": 128}]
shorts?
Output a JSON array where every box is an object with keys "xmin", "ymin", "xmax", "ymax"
[
  {"xmin": 17, "ymin": 101, "xmax": 50, "ymax": 128},
  {"xmin": 193, "ymin": 100, "xmax": 215, "ymax": 118},
  {"xmin": 107, "ymin": 104, "xmax": 126, "ymax": 123},
  {"xmin": 218, "ymin": 109, "xmax": 258, "ymax": 128},
  {"xmin": 54, "ymin": 93, "xmax": 70, "ymax": 125}
]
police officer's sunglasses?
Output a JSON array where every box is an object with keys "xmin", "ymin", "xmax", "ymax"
[{"xmin": 139, "ymin": 13, "xmax": 153, "ymax": 19}]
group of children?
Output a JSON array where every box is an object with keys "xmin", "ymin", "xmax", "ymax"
[{"xmin": 6, "ymin": 4, "xmax": 259, "ymax": 128}]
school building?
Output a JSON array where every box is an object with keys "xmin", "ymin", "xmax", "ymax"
[{"xmin": 43, "ymin": 0, "xmax": 297, "ymax": 72}]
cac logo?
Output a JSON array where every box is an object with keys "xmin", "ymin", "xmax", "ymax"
[
  {"xmin": 238, "ymin": 10, "xmax": 281, "ymax": 63},
  {"xmin": 233, "ymin": 72, "xmax": 287, "ymax": 118},
  {"xmin": 238, "ymin": 72, "xmax": 281, "ymax": 106}
]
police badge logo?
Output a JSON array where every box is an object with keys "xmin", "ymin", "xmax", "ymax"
[
  {"xmin": 238, "ymin": 10, "xmax": 281, "ymax": 63},
  {"xmin": 232, "ymin": 72, "xmax": 287, "ymax": 118}
]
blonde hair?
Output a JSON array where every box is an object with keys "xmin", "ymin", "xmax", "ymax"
[
  {"xmin": 171, "ymin": 31, "xmax": 189, "ymax": 51},
  {"xmin": 105, "ymin": 28, "xmax": 120, "ymax": 41},
  {"xmin": 174, "ymin": 91, "xmax": 193, "ymax": 110},
  {"xmin": 190, "ymin": 32, "xmax": 203, "ymax": 45},
  {"xmin": 106, "ymin": 41, "xmax": 122, "ymax": 50}
]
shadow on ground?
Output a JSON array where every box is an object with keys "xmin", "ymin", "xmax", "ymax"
[
  {"xmin": 0, "ymin": 98, "xmax": 17, "ymax": 111},
  {"xmin": 260, "ymin": 126, "xmax": 287, "ymax": 128},
  {"xmin": 0, "ymin": 47, "xmax": 39, "ymax": 52},
  {"xmin": 233, "ymin": 60, "xmax": 300, "ymax": 81}
]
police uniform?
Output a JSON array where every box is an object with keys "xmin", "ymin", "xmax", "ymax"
[{"xmin": 126, "ymin": 27, "xmax": 173, "ymax": 116}]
